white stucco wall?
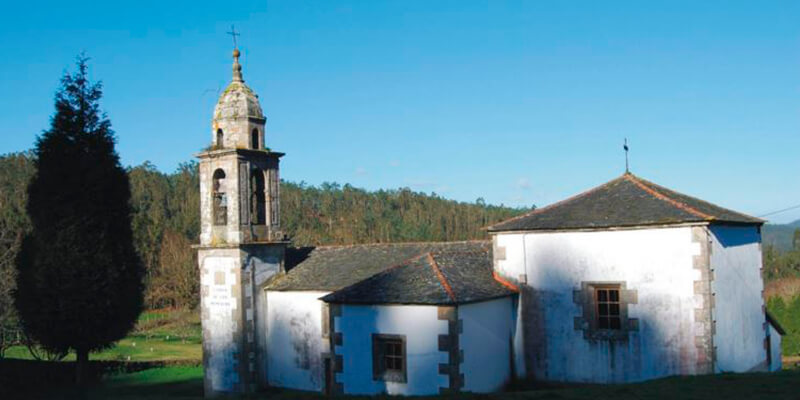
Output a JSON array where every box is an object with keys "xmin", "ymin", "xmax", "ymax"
[
  {"xmin": 768, "ymin": 323, "xmax": 782, "ymax": 372},
  {"xmin": 265, "ymin": 291, "xmax": 329, "ymax": 392},
  {"xmin": 495, "ymin": 226, "xmax": 706, "ymax": 383},
  {"xmin": 200, "ymin": 253, "xmax": 241, "ymax": 392},
  {"xmin": 709, "ymin": 225, "xmax": 767, "ymax": 372},
  {"xmin": 335, "ymin": 304, "xmax": 449, "ymax": 396},
  {"xmin": 460, "ymin": 297, "xmax": 514, "ymax": 392},
  {"xmin": 494, "ymin": 233, "xmax": 528, "ymax": 377},
  {"xmin": 248, "ymin": 248, "xmax": 283, "ymax": 388}
]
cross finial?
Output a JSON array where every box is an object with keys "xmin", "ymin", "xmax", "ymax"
[
  {"xmin": 623, "ymin": 138, "xmax": 630, "ymax": 174},
  {"xmin": 226, "ymin": 25, "xmax": 244, "ymax": 82},
  {"xmin": 227, "ymin": 25, "xmax": 241, "ymax": 49}
]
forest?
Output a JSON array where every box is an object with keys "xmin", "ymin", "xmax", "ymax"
[
  {"xmin": 1, "ymin": 151, "xmax": 799, "ymax": 357},
  {"xmin": 0, "ymin": 152, "xmax": 524, "ymax": 313}
]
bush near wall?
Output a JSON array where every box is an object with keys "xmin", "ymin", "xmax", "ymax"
[{"xmin": 767, "ymin": 295, "xmax": 800, "ymax": 357}]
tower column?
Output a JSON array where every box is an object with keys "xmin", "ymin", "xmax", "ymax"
[{"xmin": 197, "ymin": 47, "xmax": 288, "ymax": 397}]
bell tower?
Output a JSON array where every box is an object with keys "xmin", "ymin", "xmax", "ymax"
[{"xmin": 197, "ymin": 47, "xmax": 286, "ymax": 396}]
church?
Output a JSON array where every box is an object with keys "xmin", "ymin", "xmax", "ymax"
[{"xmin": 196, "ymin": 49, "xmax": 784, "ymax": 397}]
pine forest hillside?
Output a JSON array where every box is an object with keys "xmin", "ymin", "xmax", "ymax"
[
  {"xmin": 2, "ymin": 151, "xmax": 799, "ymax": 311},
  {"xmin": 764, "ymin": 221, "xmax": 800, "ymax": 252},
  {"xmin": 0, "ymin": 152, "xmax": 525, "ymax": 310}
]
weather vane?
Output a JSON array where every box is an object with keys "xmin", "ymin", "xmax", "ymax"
[
  {"xmin": 624, "ymin": 138, "xmax": 630, "ymax": 173},
  {"xmin": 227, "ymin": 25, "xmax": 241, "ymax": 49}
]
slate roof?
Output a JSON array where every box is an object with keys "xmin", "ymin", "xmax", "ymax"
[
  {"xmin": 766, "ymin": 311, "xmax": 786, "ymax": 335},
  {"xmin": 488, "ymin": 173, "xmax": 763, "ymax": 232},
  {"xmin": 320, "ymin": 249, "xmax": 517, "ymax": 305},
  {"xmin": 268, "ymin": 241, "xmax": 493, "ymax": 292}
]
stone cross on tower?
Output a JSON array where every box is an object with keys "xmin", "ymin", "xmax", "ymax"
[
  {"xmin": 227, "ymin": 25, "xmax": 240, "ymax": 49},
  {"xmin": 226, "ymin": 26, "xmax": 244, "ymax": 83}
]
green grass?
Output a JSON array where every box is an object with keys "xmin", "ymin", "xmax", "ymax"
[
  {"xmin": 91, "ymin": 366, "xmax": 205, "ymax": 399},
  {"xmin": 4, "ymin": 309, "xmax": 202, "ymax": 362},
  {"xmin": 0, "ymin": 365, "xmax": 205, "ymax": 400},
  {"xmin": 767, "ymin": 296, "xmax": 800, "ymax": 357},
  {"xmin": 4, "ymin": 336, "xmax": 201, "ymax": 362},
  {"xmin": 4, "ymin": 365, "xmax": 800, "ymax": 400}
]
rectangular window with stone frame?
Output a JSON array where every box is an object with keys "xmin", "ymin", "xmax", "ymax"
[
  {"xmin": 372, "ymin": 334, "xmax": 407, "ymax": 383},
  {"xmin": 596, "ymin": 285, "xmax": 622, "ymax": 329},
  {"xmin": 574, "ymin": 281, "xmax": 638, "ymax": 340}
]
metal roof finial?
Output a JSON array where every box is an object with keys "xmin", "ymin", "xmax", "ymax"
[
  {"xmin": 227, "ymin": 25, "xmax": 244, "ymax": 82},
  {"xmin": 624, "ymin": 138, "xmax": 630, "ymax": 174}
]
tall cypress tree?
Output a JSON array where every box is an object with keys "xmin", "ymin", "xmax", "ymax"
[{"xmin": 14, "ymin": 56, "xmax": 144, "ymax": 383}]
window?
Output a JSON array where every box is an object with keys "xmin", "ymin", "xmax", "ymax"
[
  {"xmin": 383, "ymin": 340, "xmax": 403, "ymax": 371},
  {"xmin": 251, "ymin": 128, "xmax": 260, "ymax": 149},
  {"xmin": 372, "ymin": 334, "xmax": 406, "ymax": 383},
  {"xmin": 216, "ymin": 129, "xmax": 224, "ymax": 147},
  {"xmin": 250, "ymin": 170, "xmax": 265, "ymax": 225},
  {"xmin": 212, "ymin": 169, "xmax": 227, "ymax": 225},
  {"xmin": 595, "ymin": 287, "xmax": 621, "ymax": 330},
  {"xmin": 574, "ymin": 282, "xmax": 637, "ymax": 340}
]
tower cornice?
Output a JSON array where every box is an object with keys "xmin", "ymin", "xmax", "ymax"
[{"xmin": 196, "ymin": 148, "xmax": 285, "ymax": 159}]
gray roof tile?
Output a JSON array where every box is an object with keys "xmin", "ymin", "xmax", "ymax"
[
  {"xmin": 320, "ymin": 248, "xmax": 517, "ymax": 305},
  {"xmin": 488, "ymin": 173, "xmax": 762, "ymax": 232},
  {"xmin": 268, "ymin": 241, "xmax": 493, "ymax": 292}
]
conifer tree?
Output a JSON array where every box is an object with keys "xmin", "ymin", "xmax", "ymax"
[{"xmin": 14, "ymin": 56, "xmax": 144, "ymax": 384}]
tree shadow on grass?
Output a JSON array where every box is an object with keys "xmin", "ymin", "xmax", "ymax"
[
  {"xmin": 0, "ymin": 359, "xmax": 203, "ymax": 400},
  {"xmin": 4, "ymin": 359, "xmax": 800, "ymax": 400},
  {"xmin": 87, "ymin": 375, "xmax": 204, "ymax": 400}
]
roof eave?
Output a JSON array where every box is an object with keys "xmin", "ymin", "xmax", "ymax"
[
  {"xmin": 488, "ymin": 221, "xmax": 713, "ymax": 235},
  {"xmin": 707, "ymin": 219, "xmax": 765, "ymax": 227},
  {"xmin": 320, "ymin": 292, "xmax": 516, "ymax": 306},
  {"xmin": 766, "ymin": 310, "xmax": 787, "ymax": 335},
  {"xmin": 266, "ymin": 286, "xmax": 340, "ymax": 292}
]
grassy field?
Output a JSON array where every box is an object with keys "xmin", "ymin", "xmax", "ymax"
[
  {"xmin": 3, "ymin": 310, "xmax": 201, "ymax": 362},
  {"xmin": 767, "ymin": 295, "xmax": 800, "ymax": 357}
]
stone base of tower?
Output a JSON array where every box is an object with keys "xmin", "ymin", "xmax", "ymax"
[{"xmin": 198, "ymin": 243, "xmax": 286, "ymax": 397}]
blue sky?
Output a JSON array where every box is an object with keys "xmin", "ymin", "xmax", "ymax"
[{"xmin": 2, "ymin": 1, "xmax": 799, "ymax": 223}]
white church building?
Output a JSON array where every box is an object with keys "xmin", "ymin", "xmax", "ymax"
[{"xmin": 196, "ymin": 50, "xmax": 784, "ymax": 397}]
